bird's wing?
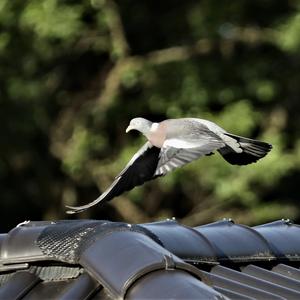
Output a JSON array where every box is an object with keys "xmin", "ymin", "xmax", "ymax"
[
  {"xmin": 150, "ymin": 118, "xmax": 226, "ymax": 176},
  {"xmin": 155, "ymin": 139, "xmax": 225, "ymax": 176},
  {"xmin": 66, "ymin": 142, "xmax": 161, "ymax": 214}
]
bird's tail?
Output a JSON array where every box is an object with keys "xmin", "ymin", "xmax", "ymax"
[{"xmin": 218, "ymin": 133, "xmax": 272, "ymax": 165}]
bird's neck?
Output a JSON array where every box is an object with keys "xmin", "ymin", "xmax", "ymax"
[
  {"xmin": 150, "ymin": 122, "xmax": 159, "ymax": 132},
  {"xmin": 141, "ymin": 121, "xmax": 157, "ymax": 137},
  {"xmin": 145, "ymin": 122, "xmax": 166, "ymax": 148}
]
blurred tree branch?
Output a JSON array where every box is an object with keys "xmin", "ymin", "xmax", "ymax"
[
  {"xmin": 103, "ymin": 0, "xmax": 130, "ymax": 58},
  {"xmin": 98, "ymin": 25, "xmax": 276, "ymax": 111}
]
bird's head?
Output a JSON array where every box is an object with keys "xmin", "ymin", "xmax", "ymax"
[{"xmin": 126, "ymin": 117, "xmax": 153, "ymax": 135}]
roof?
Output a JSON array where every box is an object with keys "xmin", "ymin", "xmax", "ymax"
[{"xmin": 1, "ymin": 218, "xmax": 300, "ymax": 299}]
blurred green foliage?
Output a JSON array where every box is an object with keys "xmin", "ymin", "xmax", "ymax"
[{"xmin": 0, "ymin": 0, "xmax": 300, "ymax": 231}]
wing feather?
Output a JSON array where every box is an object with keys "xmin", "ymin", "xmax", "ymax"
[
  {"xmin": 66, "ymin": 142, "xmax": 161, "ymax": 214},
  {"xmin": 155, "ymin": 139, "xmax": 224, "ymax": 176}
]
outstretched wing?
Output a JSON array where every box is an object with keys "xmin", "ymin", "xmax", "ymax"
[
  {"xmin": 155, "ymin": 139, "xmax": 224, "ymax": 176},
  {"xmin": 66, "ymin": 142, "xmax": 161, "ymax": 214}
]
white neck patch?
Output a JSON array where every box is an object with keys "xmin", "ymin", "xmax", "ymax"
[{"xmin": 150, "ymin": 122, "xmax": 159, "ymax": 132}]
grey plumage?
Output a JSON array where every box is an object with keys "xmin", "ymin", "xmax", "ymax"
[{"xmin": 66, "ymin": 117, "xmax": 272, "ymax": 214}]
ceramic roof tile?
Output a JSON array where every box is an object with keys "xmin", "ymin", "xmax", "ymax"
[{"xmin": 1, "ymin": 218, "xmax": 300, "ymax": 299}]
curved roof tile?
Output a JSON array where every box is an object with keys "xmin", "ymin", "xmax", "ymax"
[{"xmin": 1, "ymin": 218, "xmax": 300, "ymax": 299}]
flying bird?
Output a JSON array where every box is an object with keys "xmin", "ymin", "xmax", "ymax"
[{"xmin": 66, "ymin": 117, "xmax": 272, "ymax": 214}]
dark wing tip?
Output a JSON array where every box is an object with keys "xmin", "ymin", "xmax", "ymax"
[
  {"xmin": 64, "ymin": 144, "xmax": 161, "ymax": 214},
  {"xmin": 220, "ymin": 151, "xmax": 263, "ymax": 165},
  {"xmin": 65, "ymin": 205, "xmax": 87, "ymax": 214}
]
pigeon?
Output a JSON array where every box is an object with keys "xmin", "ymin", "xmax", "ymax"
[{"xmin": 66, "ymin": 117, "xmax": 272, "ymax": 214}]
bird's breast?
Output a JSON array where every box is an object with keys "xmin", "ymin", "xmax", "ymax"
[{"xmin": 147, "ymin": 123, "xmax": 166, "ymax": 148}]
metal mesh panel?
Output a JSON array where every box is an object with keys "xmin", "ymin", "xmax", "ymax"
[
  {"xmin": 29, "ymin": 265, "xmax": 83, "ymax": 281},
  {"xmin": 36, "ymin": 220, "xmax": 162, "ymax": 263}
]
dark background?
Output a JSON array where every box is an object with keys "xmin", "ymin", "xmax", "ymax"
[{"xmin": 0, "ymin": 0, "xmax": 299, "ymax": 232}]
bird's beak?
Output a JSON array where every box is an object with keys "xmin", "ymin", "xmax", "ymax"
[{"xmin": 126, "ymin": 125, "xmax": 133, "ymax": 133}]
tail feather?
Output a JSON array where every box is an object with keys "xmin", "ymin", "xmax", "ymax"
[{"xmin": 218, "ymin": 133, "xmax": 272, "ymax": 165}]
